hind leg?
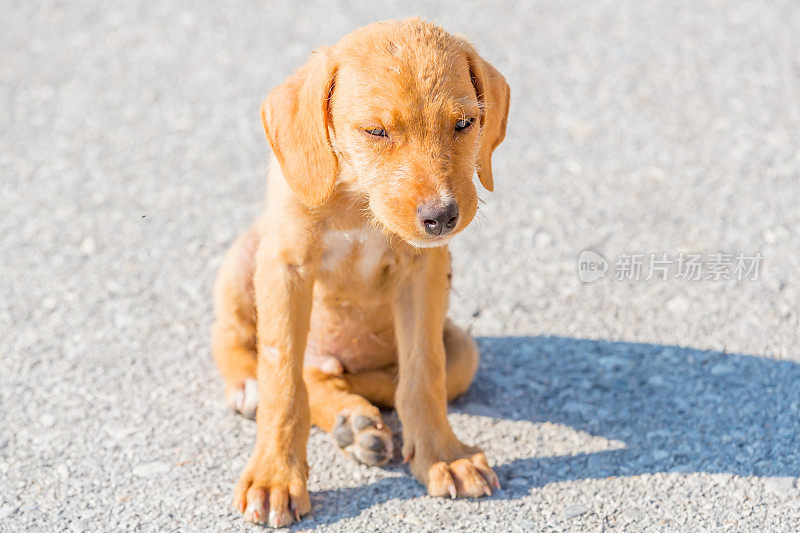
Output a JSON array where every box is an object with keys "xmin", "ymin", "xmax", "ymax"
[
  {"xmin": 342, "ymin": 319, "xmax": 479, "ymax": 407},
  {"xmin": 211, "ymin": 228, "xmax": 260, "ymax": 418},
  {"xmin": 441, "ymin": 319, "xmax": 480, "ymax": 401},
  {"xmin": 304, "ymin": 367, "xmax": 394, "ymax": 466}
]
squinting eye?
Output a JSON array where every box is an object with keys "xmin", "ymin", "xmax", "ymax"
[
  {"xmin": 455, "ymin": 118, "xmax": 474, "ymax": 131},
  {"xmin": 364, "ymin": 127, "xmax": 388, "ymax": 138}
]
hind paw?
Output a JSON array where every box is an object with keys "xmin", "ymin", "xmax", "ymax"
[{"xmin": 331, "ymin": 411, "xmax": 394, "ymax": 466}]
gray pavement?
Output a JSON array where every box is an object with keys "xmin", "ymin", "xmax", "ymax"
[{"xmin": 2, "ymin": 1, "xmax": 800, "ymax": 531}]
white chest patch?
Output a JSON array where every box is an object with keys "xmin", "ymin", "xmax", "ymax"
[{"xmin": 320, "ymin": 228, "xmax": 391, "ymax": 280}]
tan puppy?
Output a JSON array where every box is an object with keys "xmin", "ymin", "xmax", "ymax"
[{"xmin": 211, "ymin": 18, "xmax": 509, "ymax": 527}]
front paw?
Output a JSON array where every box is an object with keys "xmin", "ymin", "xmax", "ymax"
[
  {"xmin": 232, "ymin": 458, "xmax": 310, "ymax": 528},
  {"xmin": 426, "ymin": 452, "xmax": 500, "ymax": 498},
  {"xmin": 406, "ymin": 438, "xmax": 499, "ymax": 499}
]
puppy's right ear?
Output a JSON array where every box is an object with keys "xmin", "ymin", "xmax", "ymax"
[{"xmin": 261, "ymin": 48, "xmax": 338, "ymax": 207}]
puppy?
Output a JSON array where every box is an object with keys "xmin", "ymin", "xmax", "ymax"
[{"xmin": 211, "ymin": 18, "xmax": 509, "ymax": 527}]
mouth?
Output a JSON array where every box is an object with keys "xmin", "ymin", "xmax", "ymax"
[{"xmin": 406, "ymin": 236, "xmax": 452, "ymax": 249}]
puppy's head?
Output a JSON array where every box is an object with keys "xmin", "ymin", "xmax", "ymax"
[{"xmin": 261, "ymin": 18, "xmax": 510, "ymax": 248}]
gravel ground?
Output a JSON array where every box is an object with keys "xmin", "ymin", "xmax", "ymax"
[{"xmin": 2, "ymin": 1, "xmax": 800, "ymax": 531}]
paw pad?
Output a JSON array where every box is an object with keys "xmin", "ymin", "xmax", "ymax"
[{"xmin": 332, "ymin": 413, "xmax": 393, "ymax": 466}]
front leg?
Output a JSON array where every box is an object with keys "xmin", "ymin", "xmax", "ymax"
[
  {"xmin": 393, "ymin": 248, "xmax": 499, "ymax": 498},
  {"xmin": 232, "ymin": 242, "xmax": 315, "ymax": 527}
]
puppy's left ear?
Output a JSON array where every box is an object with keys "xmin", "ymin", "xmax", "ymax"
[
  {"xmin": 466, "ymin": 49, "xmax": 510, "ymax": 192},
  {"xmin": 261, "ymin": 48, "xmax": 338, "ymax": 207}
]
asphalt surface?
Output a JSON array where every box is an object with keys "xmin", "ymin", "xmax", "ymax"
[{"xmin": 2, "ymin": 1, "xmax": 800, "ymax": 531}]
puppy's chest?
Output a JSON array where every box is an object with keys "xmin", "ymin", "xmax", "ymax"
[{"xmin": 317, "ymin": 229, "xmax": 400, "ymax": 293}]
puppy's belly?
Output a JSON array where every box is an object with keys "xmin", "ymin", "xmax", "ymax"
[{"xmin": 305, "ymin": 300, "xmax": 396, "ymax": 374}]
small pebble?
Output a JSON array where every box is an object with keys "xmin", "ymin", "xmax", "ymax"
[
  {"xmin": 19, "ymin": 501, "xmax": 37, "ymax": 513},
  {"xmin": 651, "ymin": 449, "xmax": 669, "ymax": 461},
  {"xmin": 80, "ymin": 458, "xmax": 102, "ymax": 471},
  {"xmin": 132, "ymin": 461, "xmax": 170, "ymax": 477},
  {"xmin": 564, "ymin": 504, "xmax": 590, "ymax": 519},
  {"xmin": 104, "ymin": 425, "xmax": 137, "ymax": 440},
  {"xmin": 765, "ymin": 477, "xmax": 796, "ymax": 498},
  {"xmin": 508, "ymin": 477, "xmax": 529, "ymax": 488},
  {"xmin": 79, "ymin": 237, "xmax": 96, "ymax": 255},
  {"xmin": 666, "ymin": 296, "xmax": 689, "ymax": 314},
  {"xmin": 710, "ymin": 363, "xmax": 735, "ymax": 376}
]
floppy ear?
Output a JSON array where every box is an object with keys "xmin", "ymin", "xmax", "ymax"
[
  {"xmin": 261, "ymin": 48, "xmax": 338, "ymax": 207},
  {"xmin": 466, "ymin": 50, "xmax": 510, "ymax": 192}
]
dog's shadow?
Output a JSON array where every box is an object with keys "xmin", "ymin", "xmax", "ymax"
[{"xmin": 299, "ymin": 336, "xmax": 800, "ymax": 527}]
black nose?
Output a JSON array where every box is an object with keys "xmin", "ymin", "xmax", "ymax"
[{"xmin": 418, "ymin": 199, "xmax": 459, "ymax": 236}]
